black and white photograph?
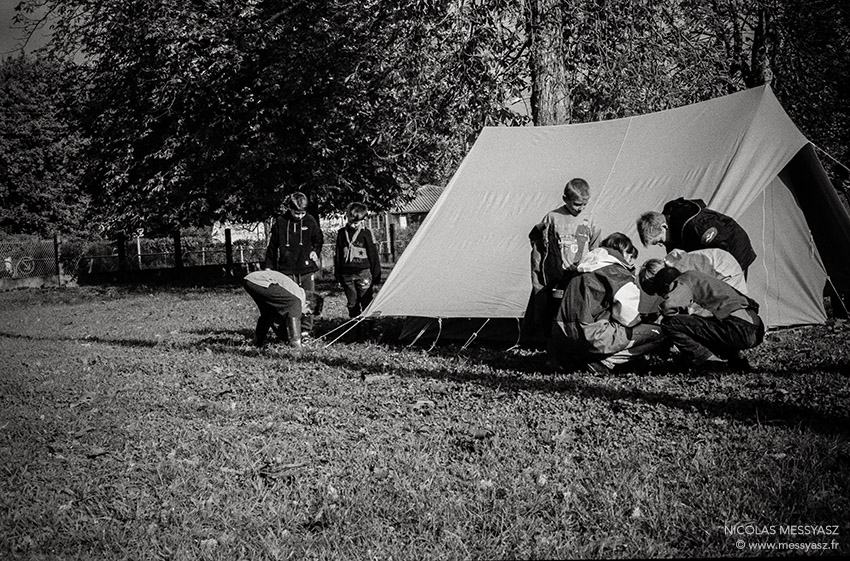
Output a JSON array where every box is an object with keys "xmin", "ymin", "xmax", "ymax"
[{"xmin": 2, "ymin": 1, "xmax": 848, "ymax": 558}]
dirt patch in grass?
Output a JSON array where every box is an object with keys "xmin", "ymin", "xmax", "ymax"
[{"xmin": 1, "ymin": 285, "xmax": 849, "ymax": 559}]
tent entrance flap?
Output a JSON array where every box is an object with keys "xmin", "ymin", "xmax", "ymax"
[{"xmin": 779, "ymin": 144, "xmax": 850, "ymax": 292}]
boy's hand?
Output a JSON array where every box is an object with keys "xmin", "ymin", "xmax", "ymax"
[{"xmin": 309, "ymin": 251, "xmax": 319, "ymax": 263}]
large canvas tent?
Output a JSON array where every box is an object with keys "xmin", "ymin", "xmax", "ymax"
[{"xmin": 362, "ymin": 85, "xmax": 850, "ymax": 340}]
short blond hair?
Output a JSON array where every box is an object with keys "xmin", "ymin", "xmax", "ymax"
[{"xmin": 636, "ymin": 211, "xmax": 666, "ymax": 246}]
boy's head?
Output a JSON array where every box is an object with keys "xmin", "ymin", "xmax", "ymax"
[
  {"xmin": 304, "ymin": 291, "xmax": 325, "ymax": 316},
  {"xmin": 638, "ymin": 258, "xmax": 665, "ymax": 295},
  {"xmin": 639, "ymin": 261, "xmax": 681, "ymax": 295},
  {"xmin": 562, "ymin": 177, "xmax": 590, "ymax": 216},
  {"xmin": 636, "ymin": 211, "xmax": 669, "ymax": 247},
  {"xmin": 600, "ymin": 232, "xmax": 638, "ymax": 266},
  {"xmin": 284, "ymin": 192, "xmax": 309, "ymax": 219},
  {"xmin": 346, "ymin": 202, "xmax": 368, "ymax": 225}
]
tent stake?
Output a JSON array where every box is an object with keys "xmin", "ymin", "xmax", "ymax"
[
  {"xmin": 460, "ymin": 318, "xmax": 490, "ymax": 352},
  {"xmin": 407, "ymin": 320, "xmax": 433, "ymax": 348}
]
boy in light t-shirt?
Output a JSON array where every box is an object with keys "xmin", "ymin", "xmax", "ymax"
[{"xmin": 525, "ymin": 177, "xmax": 602, "ymax": 339}]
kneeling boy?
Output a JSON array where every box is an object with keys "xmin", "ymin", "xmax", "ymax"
[
  {"xmin": 640, "ymin": 265, "xmax": 763, "ymax": 373},
  {"xmin": 550, "ymin": 233, "xmax": 665, "ymax": 373}
]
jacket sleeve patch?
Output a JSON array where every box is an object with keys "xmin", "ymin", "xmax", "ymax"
[{"xmin": 701, "ymin": 227, "xmax": 718, "ymax": 245}]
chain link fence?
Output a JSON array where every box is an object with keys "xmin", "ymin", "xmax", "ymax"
[
  {"xmin": 0, "ymin": 231, "xmax": 269, "ymax": 290},
  {"xmin": 0, "ymin": 238, "xmax": 59, "ymax": 281},
  {"xmin": 62, "ymin": 236, "xmax": 268, "ymax": 278},
  {"xmin": 1, "ymin": 222, "xmax": 406, "ymax": 289}
]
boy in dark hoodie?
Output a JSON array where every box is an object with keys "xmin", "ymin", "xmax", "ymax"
[
  {"xmin": 334, "ymin": 202, "xmax": 381, "ymax": 318},
  {"xmin": 264, "ymin": 192, "xmax": 324, "ymax": 334}
]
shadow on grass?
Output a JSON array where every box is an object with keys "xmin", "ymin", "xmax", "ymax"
[
  {"xmin": 187, "ymin": 327, "xmax": 255, "ymax": 343},
  {"xmin": 309, "ymin": 350, "xmax": 850, "ymax": 437},
  {"xmin": 0, "ymin": 330, "xmax": 161, "ymax": 349},
  {"xmin": 4, "ymin": 326, "xmax": 849, "ymax": 437}
]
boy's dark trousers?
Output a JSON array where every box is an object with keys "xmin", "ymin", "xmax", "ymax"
[
  {"xmin": 340, "ymin": 269, "xmax": 373, "ymax": 318},
  {"xmin": 661, "ymin": 311, "xmax": 764, "ymax": 366},
  {"xmin": 523, "ymin": 271, "xmax": 578, "ymax": 341},
  {"xmin": 243, "ymin": 279, "xmax": 301, "ymax": 345}
]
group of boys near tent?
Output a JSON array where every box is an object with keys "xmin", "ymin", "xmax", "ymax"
[
  {"xmin": 243, "ymin": 180, "xmax": 765, "ymax": 375},
  {"xmin": 526, "ymin": 177, "xmax": 764, "ymax": 375},
  {"xmin": 243, "ymin": 192, "xmax": 381, "ymax": 349}
]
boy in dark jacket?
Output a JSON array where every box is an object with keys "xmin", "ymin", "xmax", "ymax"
[
  {"xmin": 334, "ymin": 202, "xmax": 381, "ymax": 318},
  {"xmin": 636, "ymin": 198, "xmax": 756, "ymax": 276},
  {"xmin": 264, "ymin": 192, "xmax": 324, "ymax": 334}
]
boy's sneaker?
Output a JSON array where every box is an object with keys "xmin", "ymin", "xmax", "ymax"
[{"xmin": 586, "ymin": 361, "xmax": 613, "ymax": 374}]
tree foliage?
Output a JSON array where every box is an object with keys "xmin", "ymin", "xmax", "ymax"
[
  {"xmin": 10, "ymin": 0, "xmax": 850, "ymax": 235},
  {"xmin": 769, "ymin": 0, "xmax": 850, "ymax": 169},
  {"xmin": 16, "ymin": 0, "xmax": 526, "ymax": 232},
  {"xmin": 0, "ymin": 54, "xmax": 89, "ymax": 236}
]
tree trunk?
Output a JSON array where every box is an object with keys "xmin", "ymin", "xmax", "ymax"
[
  {"xmin": 526, "ymin": 0, "xmax": 571, "ymax": 125},
  {"xmin": 748, "ymin": 6, "xmax": 773, "ymax": 86}
]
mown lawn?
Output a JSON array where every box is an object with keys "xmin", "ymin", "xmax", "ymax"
[{"xmin": 1, "ymin": 284, "xmax": 848, "ymax": 560}]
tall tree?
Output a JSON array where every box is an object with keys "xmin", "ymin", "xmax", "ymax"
[
  {"xmin": 17, "ymin": 0, "xmax": 526, "ymax": 232},
  {"xmin": 770, "ymin": 0, "xmax": 850, "ymax": 169},
  {"xmin": 526, "ymin": 0, "xmax": 570, "ymax": 125},
  {"xmin": 0, "ymin": 55, "xmax": 89, "ymax": 236}
]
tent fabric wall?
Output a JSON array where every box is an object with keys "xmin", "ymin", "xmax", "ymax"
[{"xmin": 365, "ymin": 85, "xmax": 845, "ymax": 330}]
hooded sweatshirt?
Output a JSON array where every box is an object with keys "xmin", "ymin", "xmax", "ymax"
[
  {"xmin": 264, "ymin": 210, "xmax": 323, "ymax": 275},
  {"xmin": 551, "ymin": 247, "xmax": 641, "ymax": 356}
]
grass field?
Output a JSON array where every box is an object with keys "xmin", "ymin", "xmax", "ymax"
[{"xmin": 1, "ymin": 283, "xmax": 849, "ymax": 559}]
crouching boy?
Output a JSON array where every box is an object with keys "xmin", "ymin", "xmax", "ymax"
[
  {"xmin": 550, "ymin": 233, "xmax": 666, "ymax": 373},
  {"xmin": 243, "ymin": 269, "xmax": 324, "ymax": 348},
  {"xmin": 640, "ymin": 265, "xmax": 763, "ymax": 373}
]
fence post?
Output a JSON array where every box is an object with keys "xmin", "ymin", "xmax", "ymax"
[
  {"xmin": 384, "ymin": 212, "xmax": 392, "ymax": 260},
  {"xmin": 225, "ymin": 228, "xmax": 233, "ymax": 276},
  {"xmin": 53, "ymin": 233, "xmax": 62, "ymax": 286},
  {"xmin": 173, "ymin": 230, "xmax": 183, "ymax": 269},
  {"xmin": 117, "ymin": 232, "xmax": 128, "ymax": 273},
  {"xmin": 136, "ymin": 234, "xmax": 142, "ymax": 269},
  {"xmin": 389, "ymin": 223, "xmax": 397, "ymax": 263}
]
